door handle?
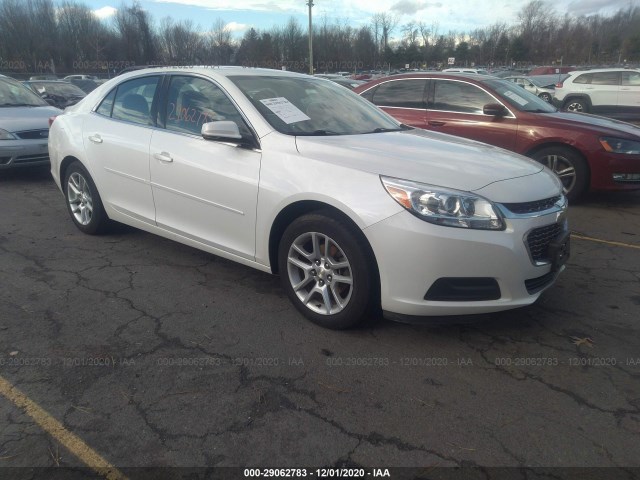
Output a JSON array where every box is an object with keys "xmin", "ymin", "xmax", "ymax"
[
  {"xmin": 153, "ymin": 152, "xmax": 173, "ymax": 163},
  {"xmin": 88, "ymin": 134, "xmax": 103, "ymax": 144},
  {"xmin": 428, "ymin": 121, "xmax": 446, "ymax": 127}
]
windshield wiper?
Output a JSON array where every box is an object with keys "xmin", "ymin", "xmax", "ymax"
[
  {"xmin": 295, "ymin": 129, "xmax": 341, "ymax": 136},
  {"xmin": 0, "ymin": 103, "xmax": 39, "ymax": 107},
  {"xmin": 367, "ymin": 125, "xmax": 412, "ymax": 134}
]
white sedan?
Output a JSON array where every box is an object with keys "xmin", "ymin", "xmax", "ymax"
[{"xmin": 48, "ymin": 67, "xmax": 569, "ymax": 329}]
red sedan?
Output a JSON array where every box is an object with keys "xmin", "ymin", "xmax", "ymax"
[{"xmin": 354, "ymin": 73, "xmax": 640, "ymax": 200}]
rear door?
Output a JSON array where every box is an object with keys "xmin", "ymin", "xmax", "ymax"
[
  {"xmin": 425, "ymin": 78, "xmax": 518, "ymax": 151},
  {"xmin": 619, "ymin": 71, "xmax": 640, "ymax": 115},
  {"xmin": 585, "ymin": 71, "xmax": 620, "ymax": 113},
  {"xmin": 83, "ymin": 75, "xmax": 161, "ymax": 224}
]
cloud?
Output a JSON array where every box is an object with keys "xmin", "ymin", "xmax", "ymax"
[
  {"xmin": 225, "ymin": 21, "xmax": 250, "ymax": 32},
  {"xmin": 153, "ymin": 0, "xmax": 298, "ymax": 13},
  {"xmin": 566, "ymin": 0, "xmax": 623, "ymax": 16},
  {"xmin": 92, "ymin": 6, "xmax": 117, "ymax": 19},
  {"xmin": 390, "ymin": 0, "xmax": 442, "ymax": 15}
]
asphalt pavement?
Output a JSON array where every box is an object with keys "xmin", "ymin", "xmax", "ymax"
[{"xmin": 1, "ymin": 168, "xmax": 639, "ymax": 478}]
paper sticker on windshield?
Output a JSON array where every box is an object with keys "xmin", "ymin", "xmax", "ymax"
[
  {"xmin": 260, "ymin": 97, "xmax": 310, "ymax": 124},
  {"xmin": 502, "ymin": 90, "xmax": 529, "ymax": 106}
]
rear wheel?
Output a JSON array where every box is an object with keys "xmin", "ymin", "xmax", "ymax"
[
  {"xmin": 278, "ymin": 212, "xmax": 375, "ymax": 329},
  {"xmin": 564, "ymin": 98, "xmax": 588, "ymax": 113},
  {"xmin": 63, "ymin": 161, "xmax": 109, "ymax": 234},
  {"xmin": 530, "ymin": 146, "xmax": 589, "ymax": 201}
]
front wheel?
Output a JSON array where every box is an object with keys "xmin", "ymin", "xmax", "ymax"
[
  {"xmin": 278, "ymin": 212, "xmax": 376, "ymax": 329},
  {"xmin": 63, "ymin": 161, "xmax": 109, "ymax": 234},
  {"xmin": 530, "ymin": 147, "xmax": 589, "ymax": 201},
  {"xmin": 538, "ymin": 92, "xmax": 552, "ymax": 103}
]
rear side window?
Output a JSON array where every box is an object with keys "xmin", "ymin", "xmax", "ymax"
[
  {"xmin": 371, "ymin": 80, "xmax": 427, "ymax": 108},
  {"xmin": 573, "ymin": 74, "xmax": 591, "ymax": 84},
  {"xmin": 111, "ymin": 76, "xmax": 160, "ymax": 126},
  {"xmin": 95, "ymin": 89, "xmax": 115, "ymax": 117},
  {"xmin": 590, "ymin": 72, "xmax": 620, "ymax": 86},
  {"xmin": 432, "ymin": 80, "xmax": 494, "ymax": 114}
]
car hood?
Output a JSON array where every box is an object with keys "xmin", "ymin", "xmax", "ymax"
[
  {"xmin": 295, "ymin": 128, "xmax": 545, "ymax": 193},
  {"xmin": 0, "ymin": 105, "xmax": 62, "ymax": 132},
  {"xmin": 542, "ymin": 111, "xmax": 640, "ymax": 137}
]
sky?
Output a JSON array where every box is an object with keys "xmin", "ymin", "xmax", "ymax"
[{"xmin": 82, "ymin": 0, "xmax": 635, "ymax": 38}]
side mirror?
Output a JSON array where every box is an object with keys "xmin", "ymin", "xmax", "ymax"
[
  {"xmin": 44, "ymin": 97, "xmax": 57, "ymax": 106},
  {"xmin": 483, "ymin": 103, "xmax": 508, "ymax": 116},
  {"xmin": 201, "ymin": 121, "xmax": 242, "ymax": 141}
]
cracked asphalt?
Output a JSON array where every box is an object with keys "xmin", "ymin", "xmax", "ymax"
[{"xmin": 1, "ymin": 167, "xmax": 639, "ymax": 474}]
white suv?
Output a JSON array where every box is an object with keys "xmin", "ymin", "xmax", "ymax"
[{"xmin": 553, "ymin": 68, "xmax": 640, "ymax": 121}]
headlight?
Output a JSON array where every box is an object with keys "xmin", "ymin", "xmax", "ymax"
[
  {"xmin": 600, "ymin": 137, "xmax": 640, "ymax": 155},
  {"xmin": 0, "ymin": 128, "xmax": 17, "ymax": 140},
  {"xmin": 380, "ymin": 176, "xmax": 505, "ymax": 230}
]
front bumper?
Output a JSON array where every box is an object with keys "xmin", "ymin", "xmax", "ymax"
[
  {"xmin": 588, "ymin": 149, "xmax": 640, "ymax": 191},
  {"xmin": 363, "ymin": 209, "xmax": 567, "ymax": 317},
  {"xmin": 0, "ymin": 139, "xmax": 50, "ymax": 169}
]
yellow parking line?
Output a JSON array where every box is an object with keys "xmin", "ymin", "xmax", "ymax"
[
  {"xmin": 571, "ymin": 233, "xmax": 640, "ymax": 250},
  {"xmin": 0, "ymin": 375, "xmax": 127, "ymax": 480}
]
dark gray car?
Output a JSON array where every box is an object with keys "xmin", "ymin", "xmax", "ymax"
[{"xmin": 0, "ymin": 76, "xmax": 62, "ymax": 169}]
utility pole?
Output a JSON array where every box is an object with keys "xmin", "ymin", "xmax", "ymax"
[{"xmin": 307, "ymin": 0, "xmax": 314, "ymax": 75}]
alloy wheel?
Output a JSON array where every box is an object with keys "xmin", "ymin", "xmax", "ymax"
[
  {"xmin": 538, "ymin": 153, "xmax": 577, "ymax": 195},
  {"xmin": 67, "ymin": 172, "xmax": 93, "ymax": 225},
  {"xmin": 286, "ymin": 232, "xmax": 353, "ymax": 315}
]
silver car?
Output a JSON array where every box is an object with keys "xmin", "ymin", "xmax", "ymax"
[{"xmin": 0, "ymin": 76, "xmax": 61, "ymax": 169}]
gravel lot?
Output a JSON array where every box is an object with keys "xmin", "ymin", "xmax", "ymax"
[{"xmin": 1, "ymin": 168, "xmax": 639, "ymax": 477}]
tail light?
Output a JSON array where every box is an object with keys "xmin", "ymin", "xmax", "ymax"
[
  {"xmin": 48, "ymin": 116, "xmax": 58, "ymax": 128},
  {"xmin": 555, "ymin": 81, "xmax": 564, "ymax": 88}
]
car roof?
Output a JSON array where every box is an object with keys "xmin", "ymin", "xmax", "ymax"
[
  {"xmin": 568, "ymin": 68, "xmax": 639, "ymax": 75},
  {"xmin": 362, "ymin": 72, "xmax": 493, "ymax": 82},
  {"xmin": 118, "ymin": 66, "xmax": 307, "ymax": 80}
]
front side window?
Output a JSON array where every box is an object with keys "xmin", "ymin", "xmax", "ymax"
[
  {"xmin": 164, "ymin": 76, "xmax": 250, "ymax": 137},
  {"xmin": 371, "ymin": 80, "xmax": 427, "ymax": 108},
  {"xmin": 111, "ymin": 76, "xmax": 160, "ymax": 126},
  {"xmin": 622, "ymin": 71, "xmax": 640, "ymax": 86},
  {"xmin": 590, "ymin": 72, "xmax": 620, "ymax": 86},
  {"xmin": 229, "ymin": 75, "xmax": 402, "ymax": 136},
  {"xmin": 432, "ymin": 80, "xmax": 494, "ymax": 114}
]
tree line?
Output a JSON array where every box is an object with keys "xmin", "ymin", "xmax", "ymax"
[{"xmin": 0, "ymin": 0, "xmax": 639, "ymax": 77}]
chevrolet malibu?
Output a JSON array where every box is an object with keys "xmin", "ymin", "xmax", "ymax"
[{"xmin": 48, "ymin": 67, "xmax": 569, "ymax": 329}]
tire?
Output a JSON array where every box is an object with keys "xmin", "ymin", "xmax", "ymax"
[
  {"xmin": 530, "ymin": 146, "xmax": 589, "ymax": 202},
  {"xmin": 538, "ymin": 92, "xmax": 552, "ymax": 103},
  {"xmin": 278, "ymin": 211, "xmax": 376, "ymax": 329},
  {"xmin": 63, "ymin": 161, "xmax": 109, "ymax": 234},
  {"xmin": 563, "ymin": 98, "xmax": 588, "ymax": 113}
]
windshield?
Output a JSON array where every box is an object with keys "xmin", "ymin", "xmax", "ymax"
[
  {"xmin": 484, "ymin": 79, "xmax": 556, "ymax": 113},
  {"xmin": 229, "ymin": 75, "xmax": 404, "ymax": 136},
  {"xmin": 0, "ymin": 78, "xmax": 48, "ymax": 107},
  {"xmin": 30, "ymin": 82, "xmax": 85, "ymax": 98}
]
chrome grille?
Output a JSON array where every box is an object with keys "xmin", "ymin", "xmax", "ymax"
[
  {"xmin": 15, "ymin": 154, "xmax": 49, "ymax": 163},
  {"xmin": 527, "ymin": 223, "xmax": 563, "ymax": 262},
  {"xmin": 15, "ymin": 129, "xmax": 49, "ymax": 140},
  {"xmin": 503, "ymin": 196, "xmax": 561, "ymax": 215}
]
